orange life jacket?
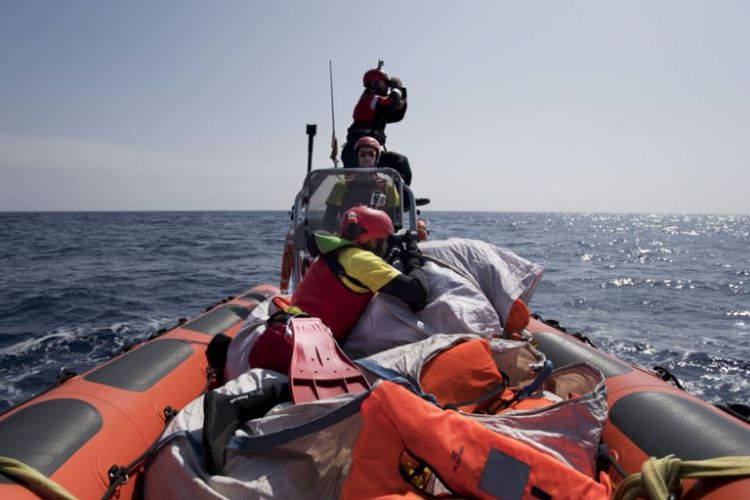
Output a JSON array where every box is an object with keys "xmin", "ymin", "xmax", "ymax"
[
  {"xmin": 420, "ymin": 338, "xmax": 505, "ymax": 413},
  {"xmin": 420, "ymin": 339, "xmax": 558, "ymax": 414},
  {"xmin": 342, "ymin": 381, "xmax": 612, "ymax": 499}
]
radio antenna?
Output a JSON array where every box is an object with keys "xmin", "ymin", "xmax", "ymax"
[{"xmin": 328, "ymin": 61, "xmax": 339, "ymax": 167}]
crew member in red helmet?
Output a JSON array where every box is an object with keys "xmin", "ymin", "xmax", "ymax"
[
  {"xmin": 248, "ymin": 206, "xmax": 428, "ymax": 372},
  {"xmin": 290, "ymin": 205, "xmax": 428, "ymax": 341},
  {"xmin": 341, "ymin": 62, "xmax": 412, "ymax": 185}
]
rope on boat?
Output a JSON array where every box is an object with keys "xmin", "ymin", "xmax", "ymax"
[
  {"xmin": 100, "ymin": 367, "xmax": 217, "ymax": 499},
  {"xmin": 0, "ymin": 456, "xmax": 77, "ymax": 500},
  {"xmin": 614, "ymin": 454, "xmax": 750, "ymax": 500}
]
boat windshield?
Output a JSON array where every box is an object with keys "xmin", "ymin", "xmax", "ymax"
[{"xmin": 287, "ymin": 167, "xmax": 417, "ymax": 291}]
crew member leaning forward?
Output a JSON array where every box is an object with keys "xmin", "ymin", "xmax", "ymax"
[{"xmin": 249, "ymin": 205, "xmax": 429, "ymax": 372}]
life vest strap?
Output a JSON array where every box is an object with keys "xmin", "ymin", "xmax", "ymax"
[
  {"xmin": 486, "ymin": 360, "xmax": 554, "ymax": 414},
  {"xmin": 443, "ymin": 375, "xmax": 509, "ymax": 412},
  {"xmin": 355, "ymin": 358, "xmax": 439, "ymax": 406},
  {"xmin": 323, "ymin": 251, "xmax": 368, "ymax": 290}
]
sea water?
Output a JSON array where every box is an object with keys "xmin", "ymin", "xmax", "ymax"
[{"xmin": 1, "ymin": 211, "xmax": 748, "ymax": 412}]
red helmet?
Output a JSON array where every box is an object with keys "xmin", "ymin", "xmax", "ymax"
[
  {"xmin": 354, "ymin": 136, "xmax": 382, "ymax": 162},
  {"xmin": 354, "ymin": 136, "xmax": 381, "ymax": 152},
  {"xmin": 363, "ymin": 68, "xmax": 389, "ymax": 88},
  {"xmin": 340, "ymin": 206, "xmax": 394, "ymax": 245}
]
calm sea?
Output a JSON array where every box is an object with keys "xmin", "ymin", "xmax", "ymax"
[{"xmin": 1, "ymin": 211, "xmax": 748, "ymax": 412}]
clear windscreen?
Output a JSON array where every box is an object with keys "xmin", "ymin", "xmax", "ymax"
[
  {"xmin": 288, "ymin": 167, "xmax": 415, "ymax": 291},
  {"xmin": 303, "ymin": 168, "xmax": 404, "ymax": 233}
]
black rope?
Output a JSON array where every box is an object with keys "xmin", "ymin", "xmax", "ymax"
[
  {"xmin": 569, "ymin": 331, "xmax": 597, "ymax": 347},
  {"xmin": 145, "ymin": 317, "xmax": 187, "ymax": 342},
  {"xmin": 531, "ymin": 314, "xmax": 567, "ymax": 331},
  {"xmin": 204, "ymin": 296, "xmax": 236, "ymax": 312},
  {"xmin": 653, "ymin": 365, "xmax": 685, "ymax": 390},
  {"xmin": 607, "ymin": 453, "xmax": 627, "ymax": 480},
  {"xmin": 56, "ymin": 367, "xmax": 78, "ymax": 385},
  {"xmin": 597, "ymin": 442, "xmax": 628, "ymax": 480},
  {"xmin": 100, "ymin": 364, "xmax": 216, "ymax": 500},
  {"xmin": 101, "ymin": 405, "xmax": 180, "ymax": 500},
  {"xmin": 531, "ymin": 313, "xmax": 597, "ymax": 348}
]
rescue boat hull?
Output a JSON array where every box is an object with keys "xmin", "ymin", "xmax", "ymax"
[
  {"xmin": 0, "ymin": 285, "xmax": 277, "ymax": 500},
  {"xmin": 527, "ymin": 316, "xmax": 750, "ymax": 498},
  {"xmin": 1, "ymin": 287, "xmax": 749, "ymax": 499}
]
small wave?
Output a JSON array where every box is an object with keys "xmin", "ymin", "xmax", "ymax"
[
  {"xmin": 0, "ymin": 368, "xmax": 42, "ymax": 387},
  {"xmin": 3, "ymin": 211, "xmax": 748, "ymax": 410},
  {"xmin": 728, "ymin": 282, "xmax": 745, "ymax": 294},
  {"xmin": 678, "ymin": 351, "xmax": 750, "ymax": 372},
  {"xmin": 639, "ymin": 278, "xmax": 697, "ymax": 290},
  {"xmin": 669, "ymin": 279, "xmax": 695, "ymax": 290},
  {"xmin": 0, "ymin": 292, "xmax": 60, "ymax": 317},
  {"xmin": 607, "ymin": 277, "xmax": 637, "ymax": 287},
  {"xmin": 635, "ymin": 342, "xmax": 656, "ymax": 355},
  {"xmin": 0, "ymin": 369, "xmax": 36, "ymax": 408},
  {"xmin": 0, "ymin": 328, "xmax": 79, "ymax": 357},
  {"xmin": 108, "ymin": 316, "xmax": 171, "ymax": 337},
  {"xmin": 108, "ymin": 322, "xmax": 133, "ymax": 335},
  {"xmin": 0, "ymin": 316, "xmax": 168, "ymax": 359},
  {"xmin": 62, "ymin": 287, "xmax": 94, "ymax": 297}
]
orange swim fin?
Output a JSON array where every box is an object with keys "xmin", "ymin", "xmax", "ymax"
[{"xmin": 287, "ymin": 318, "xmax": 370, "ymax": 403}]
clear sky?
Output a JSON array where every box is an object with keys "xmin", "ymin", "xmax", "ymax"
[{"xmin": 1, "ymin": 1, "xmax": 748, "ymax": 213}]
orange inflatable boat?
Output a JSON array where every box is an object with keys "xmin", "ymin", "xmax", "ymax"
[
  {"xmin": 527, "ymin": 315, "xmax": 750, "ymax": 498},
  {"xmin": 2, "ymin": 167, "xmax": 748, "ymax": 499},
  {"xmin": 0, "ymin": 285, "xmax": 276, "ymax": 499}
]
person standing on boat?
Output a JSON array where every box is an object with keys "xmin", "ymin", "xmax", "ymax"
[
  {"xmin": 341, "ymin": 62, "xmax": 412, "ymax": 185},
  {"xmin": 247, "ymin": 206, "xmax": 429, "ymax": 372}
]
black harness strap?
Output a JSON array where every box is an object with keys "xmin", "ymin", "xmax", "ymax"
[{"xmin": 323, "ymin": 250, "xmax": 369, "ymax": 291}]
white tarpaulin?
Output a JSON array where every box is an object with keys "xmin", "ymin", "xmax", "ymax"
[
  {"xmin": 344, "ymin": 238, "xmax": 544, "ymax": 358},
  {"xmin": 225, "ymin": 238, "xmax": 543, "ymax": 377}
]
